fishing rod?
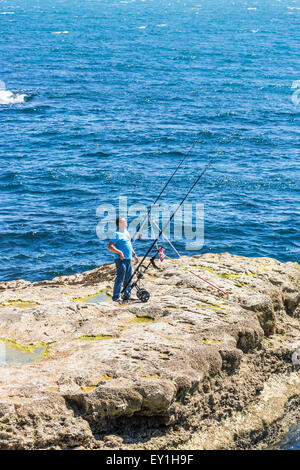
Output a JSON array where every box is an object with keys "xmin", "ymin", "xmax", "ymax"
[
  {"xmin": 122, "ymin": 150, "xmax": 221, "ymax": 302},
  {"xmin": 163, "ymin": 253, "xmax": 228, "ymax": 296},
  {"xmin": 131, "ymin": 133, "xmax": 203, "ymax": 241}
]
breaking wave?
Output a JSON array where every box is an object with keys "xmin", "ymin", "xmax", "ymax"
[{"xmin": 0, "ymin": 89, "xmax": 28, "ymax": 105}]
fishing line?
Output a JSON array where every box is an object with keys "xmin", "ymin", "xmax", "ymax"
[{"xmin": 163, "ymin": 254, "xmax": 228, "ymax": 296}]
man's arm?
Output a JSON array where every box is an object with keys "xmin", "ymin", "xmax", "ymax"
[
  {"xmin": 132, "ymin": 248, "xmax": 139, "ymax": 264},
  {"xmin": 107, "ymin": 241, "xmax": 124, "ymax": 260}
]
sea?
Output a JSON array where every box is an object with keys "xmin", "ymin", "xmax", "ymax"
[{"xmin": 0, "ymin": 0, "xmax": 299, "ymax": 448}]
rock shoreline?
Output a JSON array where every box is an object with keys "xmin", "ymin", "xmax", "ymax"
[{"xmin": 0, "ymin": 253, "xmax": 299, "ymax": 450}]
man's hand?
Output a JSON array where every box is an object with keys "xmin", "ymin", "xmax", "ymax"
[
  {"xmin": 134, "ymin": 254, "xmax": 139, "ymax": 264},
  {"xmin": 119, "ymin": 252, "xmax": 125, "ymax": 260}
]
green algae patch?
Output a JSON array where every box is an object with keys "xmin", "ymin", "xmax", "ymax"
[
  {"xmin": 80, "ymin": 375, "xmax": 114, "ymax": 392},
  {"xmin": 80, "ymin": 385, "xmax": 97, "ymax": 393},
  {"xmin": 71, "ymin": 289, "xmax": 111, "ymax": 304},
  {"xmin": 203, "ymin": 338, "xmax": 223, "ymax": 345},
  {"xmin": 196, "ymin": 303, "xmax": 229, "ymax": 311},
  {"xmin": 178, "ymin": 321, "xmax": 194, "ymax": 325},
  {"xmin": 0, "ymin": 300, "xmax": 40, "ymax": 309},
  {"xmin": 193, "ymin": 265, "xmax": 217, "ymax": 273},
  {"xmin": 140, "ymin": 374, "xmax": 160, "ymax": 379},
  {"xmin": 193, "ymin": 265, "xmax": 257, "ymax": 280},
  {"xmin": 218, "ymin": 271, "xmax": 257, "ymax": 279},
  {"xmin": 132, "ymin": 317, "xmax": 154, "ymax": 323},
  {"xmin": 47, "ymin": 386, "xmax": 59, "ymax": 393},
  {"xmin": 74, "ymin": 335, "xmax": 116, "ymax": 341},
  {"xmin": 258, "ymin": 263, "xmax": 270, "ymax": 273},
  {"xmin": 0, "ymin": 338, "xmax": 49, "ymax": 367}
]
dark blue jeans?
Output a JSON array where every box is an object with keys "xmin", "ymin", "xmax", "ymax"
[{"xmin": 112, "ymin": 259, "xmax": 132, "ymax": 301}]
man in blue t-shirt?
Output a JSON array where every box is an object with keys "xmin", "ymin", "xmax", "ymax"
[{"xmin": 108, "ymin": 217, "xmax": 139, "ymax": 302}]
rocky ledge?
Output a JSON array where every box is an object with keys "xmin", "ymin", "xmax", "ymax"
[{"xmin": 0, "ymin": 253, "xmax": 300, "ymax": 450}]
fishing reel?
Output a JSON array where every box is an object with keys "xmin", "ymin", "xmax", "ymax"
[
  {"xmin": 133, "ymin": 249, "xmax": 165, "ymax": 303},
  {"xmin": 136, "ymin": 287, "xmax": 150, "ymax": 303},
  {"xmin": 121, "ymin": 248, "xmax": 164, "ymax": 304}
]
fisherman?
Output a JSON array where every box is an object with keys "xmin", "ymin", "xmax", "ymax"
[{"xmin": 108, "ymin": 217, "xmax": 139, "ymax": 302}]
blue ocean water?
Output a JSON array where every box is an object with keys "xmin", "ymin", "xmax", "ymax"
[
  {"xmin": 276, "ymin": 422, "xmax": 300, "ymax": 450},
  {"xmin": 0, "ymin": 0, "xmax": 299, "ymax": 284}
]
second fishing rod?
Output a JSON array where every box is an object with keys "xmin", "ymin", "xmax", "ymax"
[{"xmin": 131, "ymin": 132, "xmax": 203, "ymax": 242}]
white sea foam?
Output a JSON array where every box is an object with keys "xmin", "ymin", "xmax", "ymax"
[
  {"xmin": 157, "ymin": 24, "xmax": 167, "ymax": 27},
  {"xmin": 53, "ymin": 31, "xmax": 69, "ymax": 34},
  {"xmin": 0, "ymin": 89, "xmax": 27, "ymax": 105},
  {"xmin": 288, "ymin": 6, "xmax": 300, "ymax": 9},
  {"xmin": 251, "ymin": 29, "xmax": 259, "ymax": 33},
  {"xmin": 0, "ymin": 12, "xmax": 15, "ymax": 15},
  {"xmin": 138, "ymin": 25, "xmax": 147, "ymax": 29},
  {"xmin": 248, "ymin": 7, "xmax": 257, "ymax": 10}
]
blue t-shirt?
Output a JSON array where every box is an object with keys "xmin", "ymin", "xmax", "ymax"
[{"xmin": 111, "ymin": 229, "xmax": 133, "ymax": 260}]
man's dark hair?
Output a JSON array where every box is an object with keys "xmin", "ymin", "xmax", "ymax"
[{"xmin": 116, "ymin": 216, "xmax": 126, "ymax": 228}]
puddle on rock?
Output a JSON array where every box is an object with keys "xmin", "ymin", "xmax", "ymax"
[
  {"xmin": 71, "ymin": 289, "xmax": 111, "ymax": 304},
  {"xmin": 86, "ymin": 289, "xmax": 111, "ymax": 304},
  {"xmin": 0, "ymin": 339, "xmax": 48, "ymax": 367}
]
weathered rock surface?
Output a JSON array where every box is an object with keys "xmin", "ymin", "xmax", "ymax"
[{"xmin": 0, "ymin": 253, "xmax": 299, "ymax": 449}]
